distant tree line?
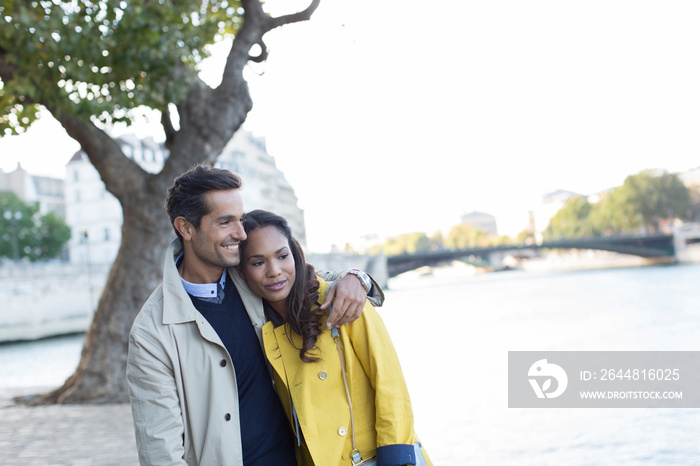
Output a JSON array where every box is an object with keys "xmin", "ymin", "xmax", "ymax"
[
  {"xmin": 543, "ymin": 170, "xmax": 696, "ymax": 240},
  {"xmin": 367, "ymin": 225, "xmax": 514, "ymax": 256},
  {"xmin": 367, "ymin": 169, "xmax": 699, "ymax": 256}
]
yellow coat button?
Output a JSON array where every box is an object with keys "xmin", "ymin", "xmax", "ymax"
[
  {"xmin": 338, "ymin": 427, "xmax": 347, "ymax": 436},
  {"xmin": 319, "ymin": 371, "xmax": 328, "ymax": 380}
]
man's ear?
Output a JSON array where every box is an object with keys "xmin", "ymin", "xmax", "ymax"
[{"xmin": 174, "ymin": 216, "xmax": 194, "ymax": 241}]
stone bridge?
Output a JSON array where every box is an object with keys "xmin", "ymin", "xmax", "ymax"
[{"xmin": 386, "ymin": 226, "xmax": 700, "ymax": 277}]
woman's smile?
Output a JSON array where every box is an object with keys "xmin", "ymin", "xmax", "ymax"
[{"xmin": 266, "ymin": 280, "xmax": 288, "ymax": 291}]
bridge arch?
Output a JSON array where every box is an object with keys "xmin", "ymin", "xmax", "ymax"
[{"xmin": 386, "ymin": 233, "xmax": 676, "ymax": 277}]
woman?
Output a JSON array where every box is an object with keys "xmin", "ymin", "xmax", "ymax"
[{"xmin": 238, "ymin": 209, "xmax": 431, "ymax": 466}]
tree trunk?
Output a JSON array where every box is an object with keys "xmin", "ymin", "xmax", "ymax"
[{"xmin": 27, "ymin": 176, "xmax": 173, "ymax": 404}]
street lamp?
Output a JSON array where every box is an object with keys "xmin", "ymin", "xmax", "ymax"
[
  {"xmin": 2, "ymin": 208, "xmax": 23, "ymax": 261},
  {"xmin": 82, "ymin": 230, "xmax": 96, "ymax": 312}
]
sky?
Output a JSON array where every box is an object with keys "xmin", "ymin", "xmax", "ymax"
[{"xmin": 1, "ymin": 0, "xmax": 700, "ymax": 252}]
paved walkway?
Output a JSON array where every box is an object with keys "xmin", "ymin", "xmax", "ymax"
[{"xmin": 0, "ymin": 387, "xmax": 138, "ymax": 465}]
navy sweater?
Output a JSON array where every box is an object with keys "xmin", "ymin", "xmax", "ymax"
[{"xmin": 189, "ymin": 274, "xmax": 296, "ymax": 465}]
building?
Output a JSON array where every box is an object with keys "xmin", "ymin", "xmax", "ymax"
[
  {"xmin": 679, "ymin": 166, "xmax": 700, "ymax": 189},
  {"xmin": 65, "ymin": 136, "xmax": 168, "ymax": 265},
  {"xmin": 0, "ymin": 163, "xmax": 65, "ymax": 217},
  {"xmin": 216, "ymin": 130, "xmax": 306, "ymax": 244},
  {"xmin": 65, "ymin": 130, "xmax": 305, "ymax": 265},
  {"xmin": 460, "ymin": 211, "xmax": 498, "ymax": 236}
]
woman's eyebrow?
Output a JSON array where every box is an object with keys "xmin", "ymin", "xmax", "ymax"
[{"xmin": 247, "ymin": 246, "xmax": 289, "ymax": 259}]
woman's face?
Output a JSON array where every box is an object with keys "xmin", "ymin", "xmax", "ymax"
[{"xmin": 241, "ymin": 225, "xmax": 296, "ymax": 314}]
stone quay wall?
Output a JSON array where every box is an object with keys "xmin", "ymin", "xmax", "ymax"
[
  {"xmin": 0, "ymin": 262, "xmax": 110, "ymax": 343},
  {"xmin": 0, "ymin": 253, "xmax": 387, "ymax": 343}
]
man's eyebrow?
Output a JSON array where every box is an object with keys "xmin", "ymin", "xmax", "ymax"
[{"xmin": 215, "ymin": 214, "xmax": 239, "ymax": 221}]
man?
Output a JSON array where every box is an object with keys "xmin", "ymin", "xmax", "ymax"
[{"xmin": 126, "ymin": 164, "xmax": 382, "ymax": 465}]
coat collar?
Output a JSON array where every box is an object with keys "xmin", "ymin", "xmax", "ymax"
[{"xmin": 162, "ymin": 239, "xmax": 198, "ymax": 324}]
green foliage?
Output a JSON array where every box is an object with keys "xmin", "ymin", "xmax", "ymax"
[
  {"xmin": 589, "ymin": 188, "xmax": 638, "ymax": 234},
  {"xmin": 544, "ymin": 170, "xmax": 692, "ymax": 239},
  {"xmin": 0, "ymin": 0, "xmax": 243, "ymax": 135},
  {"xmin": 368, "ymin": 231, "xmax": 442, "ymax": 256},
  {"xmin": 429, "ymin": 230, "xmax": 444, "ymax": 250},
  {"xmin": 368, "ymin": 171, "xmax": 694, "ymax": 254},
  {"xmin": 618, "ymin": 169, "xmax": 690, "ymax": 229},
  {"xmin": 445, "ymin": 224, "xmax": 488, "ymax": 249},
  {"xmin": 493, "ymin": 235, "xmax": 514, "ymax": 246},
  {"xmin": 543, "ymin": 196, "xmax": 596, "ymax": 240},
  {"xmin": 589, "ymin": 170, "xmax": 690, "ymax": 235},
  {"xmin": 443, "ymin": 225, "xmax": 513, "ymax": 249},
  {"xmin": 688, "ymin": 185, "xmax": 700, "ymax": 222},
  {"xmin": 0, "ymin": 192, "xmax": 71, "ymax": 261},
  {"xmin": 516, "ymin": 228, "xmax": 535, "ymax": 244},
  {"xmin": 368, "ymin": 226, "xmax": 514, "ymax": 256}
]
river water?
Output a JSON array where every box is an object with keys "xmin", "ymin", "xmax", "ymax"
[{"xmin": 2, "ymin": 262, "xmax": 699, "ymax": 464}]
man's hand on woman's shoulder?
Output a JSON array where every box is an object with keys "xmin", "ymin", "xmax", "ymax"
[{"xmin": 321, "ymin": 274, "xmax": 367, "ymax": 328}]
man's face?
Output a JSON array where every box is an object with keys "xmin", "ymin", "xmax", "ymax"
[{"xmin": 184, "ymin": 189, "xmax": 247, "ymax": 281}]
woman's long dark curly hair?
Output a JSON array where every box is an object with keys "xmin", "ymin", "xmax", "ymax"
[{"xmin": 240, "ymin": 209, "xmax": 325, "ymax": 362}]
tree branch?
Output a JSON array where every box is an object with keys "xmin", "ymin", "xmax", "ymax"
[
  {"xmin": 157, "ymin": 76, "xmax": 227, "ymax": 184},
  {"xmin": 233, "ymin": 0, "xmax": 322, "ymax": 66},
  {"xmin": 220, "ymin": 0, "xmax": 321, "ymax": 94},
  {"xmin": 0, "ymin": 51, "xmax": 16, "ymax": 83},
  {"xmin": 157, "ymin": 0, "xmax": 322, "ymax": 186},
  {"xmin": 226, "ymin": 0, "xmax": 269, "ymax": 75},
  {"xmin": 54, "ymin": 111, "xmax": 149, "ymax": 200},
  {"xmin": 248, "ymin": 39, "xmax": 269, "ymax": 63},
  {"xmin": 161, "ymin": 108, "xmax": 177, "ymax": 150},
  {"xmin": 269, "ymin": 0, "xmax": 321, "ymax": 29}
]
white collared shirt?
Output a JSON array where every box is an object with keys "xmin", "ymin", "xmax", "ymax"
[{"xmin": 176, "ymin": 253, "xmax": 227, "ymax": 299}]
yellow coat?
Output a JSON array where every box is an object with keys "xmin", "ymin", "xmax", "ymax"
[{"xmin": 262, "ymin": 280, "xmax": 432, "ymax": 466}]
